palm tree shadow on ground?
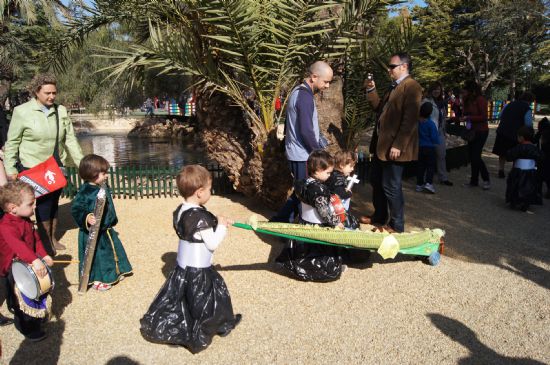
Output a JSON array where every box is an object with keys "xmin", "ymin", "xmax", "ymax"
[{"xmin": 428, "ymin": 313, "xmax": 546, "ymax": 365}]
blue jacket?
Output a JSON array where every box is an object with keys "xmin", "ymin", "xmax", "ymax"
[
  {"xmin": 418, "ymin": 118, "xmax": 440, "ymax": 148},
  {"xmin": 284, "ymin": 82, "xmax": 321, "ymax": 161}
]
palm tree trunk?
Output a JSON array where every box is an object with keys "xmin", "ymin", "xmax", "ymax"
[
  {"xmin": 315, "ymin": 76, "xmax": 345, "ymax": 152},
  {"xmin": 195, "ymin": 90, "xmax": 292, "ymax": 209},
  {"xmin": 195, "ymin": 77, "xmax": 345, "ymax": 208}
]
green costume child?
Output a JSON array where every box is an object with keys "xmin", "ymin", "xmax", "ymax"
[{"xmin": 71, "ymin": 155, "xmax": 132, "ymax": 291}]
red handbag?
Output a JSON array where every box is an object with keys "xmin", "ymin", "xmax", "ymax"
[
  {"xmin": 17, "ymin": 105, "xmax": 67, "ymax": 197},
  {"xmin": 18, "ymin": 156, "xmax": 67, "ymax": 197}
]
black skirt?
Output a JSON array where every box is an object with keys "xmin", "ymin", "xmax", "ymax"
[
  {"xmin": 140, "ymin": 265, "xmax": 239, "ymax": 353},
  {"xmin": 506, "ymin": 168, "xmax": 542, "ymax": 208},
  {"xmin": 276, "ymin": 240, "xmax": 343, "ymax": 282}
]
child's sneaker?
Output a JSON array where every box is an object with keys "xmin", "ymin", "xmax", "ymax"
[
  {"xmin": 482, "ymin": 181, "xmax": 491, "ymax": 190},
  {"xmin": 92, "ymin": 282, "xmax": 112, "ymax": 291},
  {"xmin": 423, "ymin": 183, "xmax": 436, "ymax": 194},
  {"xmin": 415, "ymin": 185, "xmax": 423, "ymax": 192}
]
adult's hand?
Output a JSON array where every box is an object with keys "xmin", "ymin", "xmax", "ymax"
[
  {"xmin": 389, "ymin": 147, "xmax": 401, "ymax": 160},
  {"xmin": 363, "ymin": 79, "xmax": 376, "ymax": 90}
]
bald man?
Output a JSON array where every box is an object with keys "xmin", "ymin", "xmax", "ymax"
[{"xmin": 271, "ymin": 61, "xmax": 333, "ymax": 222}]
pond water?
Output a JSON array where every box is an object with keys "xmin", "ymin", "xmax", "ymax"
[{"xmin": 77, "ymin": 133, "xmax": 203, "ymax": 167}]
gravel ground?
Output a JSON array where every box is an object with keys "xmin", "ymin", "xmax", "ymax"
[{"xmin": 1, "ymin": 133, "xmax": 549, "ymax": 365}]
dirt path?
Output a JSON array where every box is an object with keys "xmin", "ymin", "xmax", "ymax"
[{"xmin": 1, "ymin": 135, "xmax": 549, "ymax": 364}]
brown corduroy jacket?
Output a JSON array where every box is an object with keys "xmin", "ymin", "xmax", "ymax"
[{"xmin": 368, "ymin": 76, "xmax": 422, "ymax": 162}]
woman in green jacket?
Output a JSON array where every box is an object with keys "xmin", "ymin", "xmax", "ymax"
[{"xmin": 4, "ymin": 74, "xmax": 83, "ymax": 254}]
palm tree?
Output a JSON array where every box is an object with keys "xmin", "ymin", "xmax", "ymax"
[
  {"xmin": 0, "ymin": 0, "xmax": 70, "ymax": 103},
  {"xmin": 52, "ymin": 0, "xmax": 400, "ymax": 207}
]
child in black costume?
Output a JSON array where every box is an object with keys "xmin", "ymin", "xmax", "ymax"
[
  {"xmin": 140, "ymin": 165, "xmax": 241, "ymax": 353},
  {"xmin": 535, "ymin": 117, "xmax": 550, "ymax": 199},
  {"xmin": 276, "ymin": 150, "xmax": 345, "ymax": 282},
  {"xmin": 325, "ymin": 150, "xmax": 359, "ymax": 229},
  {"xmin": 505, "ymin": 126, "xmax": 543, "ymax": 211}
]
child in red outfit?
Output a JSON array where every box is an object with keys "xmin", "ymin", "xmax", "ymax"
[{"xmin": 0, "ymin": 181, "xmax": 53, "ymax": 342}]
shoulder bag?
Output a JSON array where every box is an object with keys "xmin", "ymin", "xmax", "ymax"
[{"xmin": 17, "ymin": 105, "xmax": 67, "ymax": 197}]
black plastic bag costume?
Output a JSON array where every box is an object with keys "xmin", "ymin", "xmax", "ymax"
[
  {"xmin": 140, "ymin": 205, "xmax": 240, "ymax": 353},
  {"xmin": 505, "ymin": 144, "xmax": 543, "ymax": 209},
  {"xmin": 325, "ymin": 170, "xmax": 360, "ymax": 229},
  {"xmin": 275, "ymin": 178, "xmax": 343, "ymax": 282}
]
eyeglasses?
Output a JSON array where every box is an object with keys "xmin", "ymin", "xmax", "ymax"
[{"xmin": 388, "ymin": 63, "xmax": 405, "ymax": 69}]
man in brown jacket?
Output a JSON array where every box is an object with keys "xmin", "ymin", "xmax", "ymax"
[{"xmin": 360, "ymin": 52, "xmax": 422, "ymax": 232}]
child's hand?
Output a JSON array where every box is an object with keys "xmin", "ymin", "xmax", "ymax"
[
  {"xmin": 87, "ymin": 214, "xmax": 97, "ymax": 226},
  {"xmin": 32, "ymin": 258, "xmax": 47, "ymax": 278},
  {"xmin": 218, "ymin": 216, "xmax": 234, "ymax": 227},
  {"xmin": 43, "ymin": 256, "xmax": 54, "ymax": 267},
  {"xmin": 336, "ymin": 223, "xmax": 345, "ymax": 229}
]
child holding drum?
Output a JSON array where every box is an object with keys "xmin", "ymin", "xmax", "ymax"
[
  {"xmin": 71, "ymin": 154, "xmax": 132, "ymax": 291},
  {"xmin": 0, "ymin": 181, "xmax": 53, "ymax": 341}
]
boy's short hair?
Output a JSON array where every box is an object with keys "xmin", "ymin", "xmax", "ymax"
[
  {"xmin": 307, "ymin": 150, "xmax": 334, "ymax": 176},
  {"xmin": 333, "ymin": 150, "xmax": 356, "ymax": 169},
  {"xmin": 176, "ymin": 165, "xmax": 212, "ymax": 198},
  {"xmin": 419, "ymin": 102, "xmax": 433, "ymax": 119},
  {"xmin": 0, "ymin": 181, "xmax": 34, "ymax": 212},
  {"xmin": 79, "ymin": 154, "xmax": 110, "ymax": 182},
  {"xmin": 517, "ymin": 125, "xmax": 534, "ymax": 142}
]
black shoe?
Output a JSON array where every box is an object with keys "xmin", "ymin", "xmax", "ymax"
[
  {"xmin": 218, "ymin": 314, "xmax": 242, "ymax": 337},
  {"xmin": 25, "ymin": 330, "xmax": 47, "ymax": 342},
  {"xmin": 498, "ymin": 170, "xmax": 505, "ymax": 179},
  {"xmin": 0, "ymin": 314, "xmax": 13, "ymax": 326},
  {"xmin": 441, "ymin": 180, "xmax": 453, "ymax": 186}
]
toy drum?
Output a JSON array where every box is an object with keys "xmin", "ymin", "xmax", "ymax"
[{"xmin": 11, "ymin": 259, "xmax": 54, "ymax": 300}]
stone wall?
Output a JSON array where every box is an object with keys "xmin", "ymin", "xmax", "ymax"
[{"xmin": 71, "ymin": 113, "xmax": 139, "ymax": 133}]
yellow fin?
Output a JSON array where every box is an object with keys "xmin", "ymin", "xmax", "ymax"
[
  {"xmin": 377, "ymin": 234, "xmax": 400, "ymax": 259},
  {"xmin": 248, "ymin": 215, "xmax": 258, "ymax": 230}
]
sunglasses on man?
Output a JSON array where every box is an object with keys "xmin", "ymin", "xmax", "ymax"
[{"xmin": 388, "ymin": 63, "xmax": 406, "ymax": 69}]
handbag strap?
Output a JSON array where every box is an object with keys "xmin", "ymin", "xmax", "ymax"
[{"xmin": 53, "ymin": 104, "xmax": 63, "ymax": 166}]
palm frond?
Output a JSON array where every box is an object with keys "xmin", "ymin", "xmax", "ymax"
[{"xmin": 54, "ymin": 0, "xmax": 403, "ymax": 137}]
